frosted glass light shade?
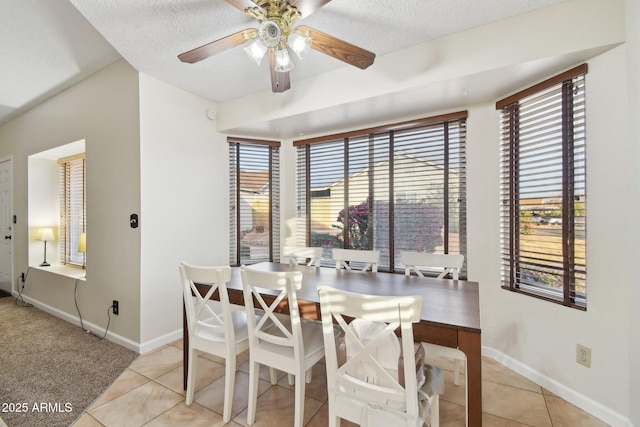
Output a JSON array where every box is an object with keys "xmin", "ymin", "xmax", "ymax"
[
  {"xmin": 274, "ymin": 48, "xmax": 294, "ymax": 72},
  {"xmin": 244, "ymin": 40, "xmax": 268, "ymax": 66},
  {"xmin": 288, "ymin": 30, "xmax": 311, "ymax": 60}
]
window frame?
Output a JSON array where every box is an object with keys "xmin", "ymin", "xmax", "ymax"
[
  {"xmin": 294, "ymin": 112, "xmax": 467, "ymax": 276},
  {"xmin": 228, "ymin": 137, "xmax": 281, "ymax": 267},
  {"xmin": 496, "ymin": 64, "xmax": 588, "ymax": 309}
]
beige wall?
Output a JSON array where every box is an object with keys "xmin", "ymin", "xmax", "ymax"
[
  {"xmin": 625, "ymin": 0, "xmax": 640, "ymax": 424},
  {"xmin": 0, "ymin": 59, "xmax": 142, "ymax": 347}
]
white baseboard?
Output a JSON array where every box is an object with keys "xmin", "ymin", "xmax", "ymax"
[
  {"xmin": 138, "ymin": 329, "xmax": 183, "ymax": 354},
  {"xmin": 16, "ymin": 293, "xmax": 139, "ymax": 353},
  {"xmin": 482, "ymin": 346, "xmax": 633, "ymax": 427}
]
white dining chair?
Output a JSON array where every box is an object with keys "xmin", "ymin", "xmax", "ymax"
[
  {"xmin": 240, "ymin": 265, "xmax": 326, "ymax": 427},
  {"xmin": 318, "ymin": 284, "xmax": 443, "ymax": 427},
  {"xmin": 400, "ymin": 251, "xmax": 467, "ymax": 393},
  {"xmin": 282, "ymin": 246, "xmax": 322, "ymax": 267},
  {"xmin": 401, "ymin": 251, "xmax": 464, "ymax": 280},
  {"xmin": 332, "ymin": 248, "xmax": 380, "ymax": 272},
  {"xmin": 179, "ymin": 262, "xmax": 255, "ymax": 423}
]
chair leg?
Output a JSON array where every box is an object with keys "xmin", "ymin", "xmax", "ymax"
[
  {"xmin": 288, "ymin": 373, "xmax": 295, "ymax": 385},
  {"xmin": 270, "ymin": 367, "xmax": 278, "ymax": 385},
  {"xmin": 305, "ymin": 367, "xmax": 313, "ymax": 383},
  {"xmin": 294, "ymin": 374, "xmax": 305, "ymax": 427},
  {"xmin": 247, "ymin": 361, "xmax": 260, "ymax": 425},
  {"xmin": 453, "ymin": 359, "xmax": 461, "ymax": 386},
  {"xmin": 430, "ymin": 395, "xmax": 440, "ymax": 427},
  {"xmin": 185, "ymin": 348, "xmax": 196, "ymax": 405},
  {"xmin": 222, "ymin": 356, "xmax": 236, "ymax": 423}
]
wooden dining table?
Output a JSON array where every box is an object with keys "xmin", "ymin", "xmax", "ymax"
[{"xmin": 184, "ymin": 262, "xmax": 482, "ymax": 426}]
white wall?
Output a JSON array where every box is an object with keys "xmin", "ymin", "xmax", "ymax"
[
  {"xmin": 0, "ymin": 59, "xmax": 142, "ymax": 348},
  {"xmin": 467, "ymin": 47, "xmax": 632, "ymax": 425},
  {"xmin": 27, "ymin": 157, "xmax": 60, "ymax": 266},
  {"xmin": 138, "ymin": 74, "xmax": 225, "ymax": 350}
]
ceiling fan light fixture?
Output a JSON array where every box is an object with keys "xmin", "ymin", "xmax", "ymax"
[
  {"xmin": 274, "ymin": 48, "xmax": 294, "ymax": 72},
  {"xmin": 244, "ymin": 40, "xmax": 268, "ymax": 65},
  {"xmin": 288, "ymin": 29, "xmax": 312, "ymax": 60},
  {"xmin": 258, "ymin": 20, "xmax": 282, "ymax": 48}
]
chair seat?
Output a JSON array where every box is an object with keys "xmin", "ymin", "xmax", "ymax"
[
  {"xmin": 255, "ymin": 318, "xmax": 325, "ymax": 366},
  {"xmin": 195, "ymin": 310, "xmax": 255, "ymax": 345}
]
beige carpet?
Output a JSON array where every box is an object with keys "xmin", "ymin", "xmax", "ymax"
[{"xmin": 0, "ymin": 297, "xmax": 138, "ymax": 427}]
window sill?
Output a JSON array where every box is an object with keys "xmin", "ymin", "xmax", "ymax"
[{"xmin": 31, "ymin": 264, "xmax": 86, "ymax": 280}]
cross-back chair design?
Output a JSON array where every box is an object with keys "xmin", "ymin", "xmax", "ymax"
[
  {"xmin": 179, "ymin": 261, "xmax": 253, "ymax": 423},
  {"xmin": 401, "ymin": 251, "xmax": 465, "ymax": 280},
  {"xmin": 400, "ymin": 251, "xmax": 467, "ymax": 410},
  {"xmin": 240, "ymin": 265, "xmax": 326, "ymax": 427},
  {"xmin": 282, "ymin": 246, "xmax": 322, "ymax": 267},
  {"xmin": 332, "ymin": 248, "xmax": 381, "ymax": 272},
  {"xmin": 318, "ymin": 284, "xmax": 443, "ymax": 427}
]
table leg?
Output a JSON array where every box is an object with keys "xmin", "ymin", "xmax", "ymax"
[{"xmin": 459, "ymin": 330, "xmax": 482, "ymax": 426}]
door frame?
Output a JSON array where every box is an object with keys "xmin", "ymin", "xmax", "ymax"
[{"xmin": 0, "ymin": 156, "xmax": 13, "ymax": 295}]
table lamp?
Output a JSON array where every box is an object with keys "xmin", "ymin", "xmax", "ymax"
[
  {"xmin": 78, "ymin": 233, "xmax": 86, "ymax": 269},
  {"xmin": 38, "ymin": 227, "xmax": 55, "ymax": 267}
]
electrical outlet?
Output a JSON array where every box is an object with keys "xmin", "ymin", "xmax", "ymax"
[
  {"xmin": 112, "ymin": 300, "xmax": 119, "ymax": 315},
  {"xmin": 576, "ymin": 344, "xmax": 591, "ymax": 368}
]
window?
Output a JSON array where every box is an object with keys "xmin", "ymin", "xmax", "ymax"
[
  {"xmin": 294, "ymin": 112, "xmax": 467, "ymax": 275},
  {"xmin": 229, "ymin": 138, "xmax": 280, "ymax": 266},
  {"xmin": 497, "ymin": 64, "xmax": 587, "ymax": 309},
  {"xmin": 59, "ymin": 154, "xmax": 86, "ymax": 267}
]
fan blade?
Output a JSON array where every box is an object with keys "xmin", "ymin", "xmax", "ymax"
[
  {"xmin": 296, "ymin": 26, "xmax": 375, "ymax": 69},
  {"xmin": 178, "ymin": 29, "xmax": 257, "ymax": 64},
  {"xmin": 224, "ymin": 0, "xmax": 261, "ymax": 13},
  {"xmin": 269, "ymin": 50, "xmax": 291, "ymax": 93},
  {"xmin": 283, "ymin": 0, "xmax": 332, "ymax": 18}
]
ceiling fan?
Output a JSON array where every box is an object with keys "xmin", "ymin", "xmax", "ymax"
[{"xmin": 178, "ymin": 0, "xmax": 376, "ymax": 93}]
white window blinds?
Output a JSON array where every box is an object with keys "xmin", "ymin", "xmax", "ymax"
[
  {"xmin": 59, "ymin": 155, "xmax": 86, "ymax": 266},
  {"xmin": 229, "ymin": 138, "xmax": 280, "ymax": 266},
  {"xmin": 294, "ymin": 112, "xmax": 467, "ymax": 274},
  {"xmin": 498, "ymin": 64, "xmax": 587, "ymax": 308}
]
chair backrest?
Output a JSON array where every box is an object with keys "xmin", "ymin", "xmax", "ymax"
[
  {"xmin": 318, "ymin": 284, "xmax": 423, "ymax": 423},
  {"xmin": 282, "ymin": 246, "xmax": 322, "ymax": 267},
  {"xmin": 240, "ymin": 265, "xmax": 305, "ymax": 359},
  {"xmin": 400, "ymin": 251, "xmax": 464, "ymax": 280},
  {"xmin": 179, "ymin": 262, "xmax": 233, "ymax": 342},
  {"xmin": 332, "ymin": 248, "xmax": 380, "ymax": 272}
]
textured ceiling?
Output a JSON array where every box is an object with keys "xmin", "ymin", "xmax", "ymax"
[
  {"xmin": 67, "ymin": 0, "xmax": 567, "ymax": 101},
  {"xmin": 1, "ymin": 0, "xmax": 570, "ymax": 125},
  {"xmin": 0, "ymin": 0, "xmax": 120, "ymax": 124}
]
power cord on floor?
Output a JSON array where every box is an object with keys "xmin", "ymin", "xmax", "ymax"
[
  {"xmin": 14, "ymin": 267, "xmax": 33, "ymax": 308},
  {"xmin": 74, "ymin": 277, "xmax": 113, "ymax": 340}
]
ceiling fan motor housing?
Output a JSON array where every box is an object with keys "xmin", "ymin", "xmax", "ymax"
[{"xmin": 259, "ymin": 20, "xmax": 282, "ymax": 48}]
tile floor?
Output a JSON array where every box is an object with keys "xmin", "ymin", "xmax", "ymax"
[{"xmin": 72, "ymin": 340, "xmax": 609, "ymax": 427}]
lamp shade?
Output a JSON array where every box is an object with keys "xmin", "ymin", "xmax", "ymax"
[
  {"xmin": 77, "ymin": 233, "xmax": 86, "ymax": 253},
  {"xmin": 38, "ymin": 228, "xmax": 54, "ymax": 242}
]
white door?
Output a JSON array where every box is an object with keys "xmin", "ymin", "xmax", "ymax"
[{"xmin": 0, "ymin": 158, "xmax": 12, "ymax": 293}]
